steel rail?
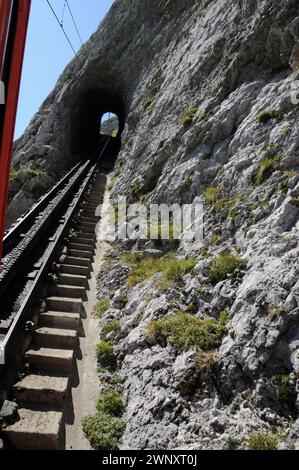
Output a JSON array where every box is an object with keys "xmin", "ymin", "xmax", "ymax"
[
  {"xmin": 3, "ymin": 161, "xmax": 81, "ymax": 256},
  {"xmin": 1, "ymin": 160, "xmax": 99, "ymax": 361},
  {"xmin": 0, "ymin": 160, "xmax": 92, "ymax": 298}
]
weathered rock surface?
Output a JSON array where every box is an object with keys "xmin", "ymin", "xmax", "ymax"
[{"xmin": 8, "ymin": 0, "xmax": 299, "ymax": 451}]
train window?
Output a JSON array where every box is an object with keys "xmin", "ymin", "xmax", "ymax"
[{"xmin": 100, "ymin": 112, "xmax": 119, "ymax": 138}]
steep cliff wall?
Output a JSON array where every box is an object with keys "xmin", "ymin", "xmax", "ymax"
[{"xmin": 8, "ymin": 0, "xmax": 299, "ymax": 450}]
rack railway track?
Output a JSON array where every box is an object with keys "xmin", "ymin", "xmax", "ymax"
[{"xmin": 0, "ymin": 158, "xmax": 107, "ymax": 449}]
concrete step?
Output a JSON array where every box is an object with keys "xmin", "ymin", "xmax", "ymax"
[
  {"xmin": 13, "ymin": 375, "xmax": 69, "ymax": 407},
  {"xmin": 58, "ymin": 273, "xmax": 88, "ymax": 287},
  {"xmin": 40, "ymin": 311, "xmax": 81, "ymax": 330},
  {"xmin": 68, "ymin": 242, "xmax": 94, "ymax": 253},
  {"xmin": 75, "ymin": 237, "xmax": 95, "ymax": 245},
  {"xmin": 46, "ymin": 296, "xmax": 84, "ymax": 314},
  {"xmin": 78, "ymin": 221, "xmax": 97, "ymax": 229},
  {"xmin": 59, "ymin": 263, "xmax": 90, "ymax": 277},
  {"xmin": 68, "ymin": 249, "xmax": 93, "ymax": 260},
  {"xmin": 84, "ymin": 210, "xmax": 99, "ymax": 217},
  {"xmin": 55, "ymin": 284, "xmax": 86, "ymax": 299},
  {"xmin": 4, "ymin": 408, "xmax": 63, "ymax": 450},
  {"xmin": 25, "ymin": 348, "xmax": 74, "ymax": 374},
  {"xmin": 64, "ymin": 256, "xmax": 91, "ymax": 267},
  {"xmin": 34, "ymin": 327, "xmax": 78, "ymax": 349},
  {"xmin": 80, "ymin": 216, "xmax": 99, "ymax": 223},
  {"xmin": 79, "ymin": 231, "xmax": 97, "ymax": 240}
]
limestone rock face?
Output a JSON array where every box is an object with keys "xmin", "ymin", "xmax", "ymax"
[{"xmin": 8, "ymin": 0, "xmax": 299, "ymax": 450}]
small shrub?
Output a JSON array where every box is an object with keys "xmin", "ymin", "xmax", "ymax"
[
  {"xmin": 147, "ymin": 312, "xmax": 227, "ymax": 351},
  {"xmin": 94, "ymin": 300, "xmax": 110, "ymax": 318},
  {"xmin": 82, "ymin": 412, "xmax": 125, "ymax": 450},
  {"xmin": 180, "ymin": 107, "xmax": 198, "ymax": 128},
  {"xmin": 9, "ymin": 168, "xmax": 18, "ymax": 182},
  {"xmin": 227, "ymin": 437, "xmax": 240, "ymax": 450},
  {"xmin": 270, "ymin": 374, "xmax": 296, "ymax": 405},
  {"xmin": 203, "ymin": 186, "xmax": 221, "ymax": 204},
  {"xmin": 210, "ymin": 251, "xmax": 245, "ymax": 285},
  {"xmin": 110, "ymin": 374, "xmax": 125, "ymax": 386},
  {"xmin": 253, "ymin": 156, "xmax": 280, "ymax": 186},
  {"xmin": 96, "ymin": 390, "xmax": 124, "ymax": 416},
  {"xmin": 256, "ymin": 109, "xmax": 284, "ymax": 124},
  {"xmin": 96, "ymin": 342, "xmax": 116, "ymax": 370},
  {"xmin": 184, "ymin": 175, "xmax": 192, "ymax": 190},
  {"xmin": 247, "ymin": 432, "xmax": 278, "ymax": 450},
  {"xmin": 101, "ymin": 321, "xmax": 121, "ymax": 339}
]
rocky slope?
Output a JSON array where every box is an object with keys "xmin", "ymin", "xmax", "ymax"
[{"xmin": 8, "ymin": 0, "xmax": 299, "ymax": 450}]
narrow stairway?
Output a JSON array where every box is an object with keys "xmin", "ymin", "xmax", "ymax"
[{"xmin": 4, "ymin": 172, "xmax": 107, "ymax": 450}]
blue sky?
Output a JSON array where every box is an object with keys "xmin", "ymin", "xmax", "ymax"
[{"xmin": 15, "ymin": 0, "xmax": 114, "ymax": 138}]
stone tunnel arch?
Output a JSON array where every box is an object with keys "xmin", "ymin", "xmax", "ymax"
[{"xmin": 71, "ymin": 88, "xmax": 126, "ymax": 169}]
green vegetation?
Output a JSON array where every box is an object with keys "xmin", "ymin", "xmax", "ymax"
[
  {"xmin": 214, "ymin": 195, "xmax": 244, "ymax": 215},
  {"xmin": 199, "ymin": 110, "xmax": 214, "ymax": 122},
  {"xmin": 210, "ymin": 251, "xmax": 245, "ymax": 285},
  {"xmin": 227, "ymin": 437, "xmax": 240, "ymax": 450},
  {"xmin": 180, "ymin": 107, "xmax": 198, "ymax": 128},
  {"xmin": 276, "ymin": 171, "xmax": 297, "ymax": 194},
  {"xmin": 184, "ymin": 175, "xmax": 192, "ymax": 190},
  {"xmin": 94, "ymin": 299, "xmax": 110, "ymax": 318},
  {"xmin": 252, "ymin": 156, "xmax": 280, "ymax": 186},
  {"xmin": 101, "ymin": 321, "xmax": 121, "ymax": 339},
  {"xmin": 270, "ymin": 374, "xmax": 296, "ymax": 405},
  {"xmin": 24, "ymin": 168, "xmax": 46, "ymax": 177},
  {"xmin": 154, "ymin": 276, "xmax": 172, "ymax": 293},
  {"xmin": 196, "ymin": 350, "xmax": 217, "ymax": 371},
  {"xmin": 96, "ymin": 390, "xmax": 124, "ymax": 416},
  {"xmin": 267, "ymin": 140, "xmax": 277, "ymax": 149},
  {"xmin": 68, "ymin": 229, "xmax": 79, "ymax": 241},
  {"xmin": 110, "ymin": 374, "xmax": 125, "ymax": 386},
  {"xmin": 146, "ymin": 311, "xmax": 227, "ymax": 351},
  {"xmin": 203, "ymin": 186, "xmax": 221, "ymax": 204},
  {"xmin": 82, "ymin": 411, "xmax": 125, "ymax": 450},
  {"xmin": 96, "ymin": 341, "xmax": 116, "ymax": 370},
  {"xmin": 143, "ymin": 96, "xmax": 156, "ymax": 112},
  {"xmin": 290, "ymin": 197, "xmax": 299, "ymax": 208},
  {"xmin": 124, "ymin": 253, "xmax": 197, "ymax": 287},
  {"xmin": 9, "ymin": 168, "xmax": 18, "ymax": 182},
  {"xmin": 117, "ymin": 294, "xmax": 128, "ymax": 307},
  {"xmin": 256, "ymin": 109, "xmax": 284, "ymax": 124},
  {"xmin": 246, "ymin": 432, "xmax": 278, "ymax": 450}
]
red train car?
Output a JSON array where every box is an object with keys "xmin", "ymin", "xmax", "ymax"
[{"xmin": 0, "ymin": 0, "xmax": 31, "ymax": 261}]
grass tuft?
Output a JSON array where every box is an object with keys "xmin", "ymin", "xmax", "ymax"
[
  {"xmin": 96, "ymin": 390, "xmax": 124, "ymax": 416},
  {"xmin": 252, "ymin": 156, "xmax": 280, "ymax": 186},
  {"xmin": 256, "ymin": 109, "xmax": 284, "ymax": 124},
  {"xmin": 82, "ymin": 412, "xmax": 125, "ymax": 450},
  {"xmin": 180, "ymin": 107, "xmax": 198, "ymax": 128},
  {"xmin": 246, "ymin": 432, "xmax": 278, "ymax": 450},
  {"xmin": 96, "ymin": 342, "xmax": 116, "ymax": 370},
  {"xmin": 124, "ymin": 253, "xmax": 197, "ymax": 287},
  {"xmin": 94, "ymin": 300, "xmax": 110, "ymax": 318},
  {"xmin": 146, "ymin": 312, "xmax": 227, "ymax": 351},
  {"xmin": 210, "ymin": 251, "xmax": 245, "ymax": 285}
]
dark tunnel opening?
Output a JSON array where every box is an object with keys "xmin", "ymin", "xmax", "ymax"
[{"xmin": 72, "ymin": 89, "xmax": 126, "ymax": 170}]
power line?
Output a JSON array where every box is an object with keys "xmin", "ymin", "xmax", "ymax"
[
  {"xmin": 60, "ymin": 0, "xmax": 67, "ymax": 27},
  {"xmin": 66, "ymin": 0, "xmax": 83, "ymax": 46},
  {"xmin": 46, "ymin": 0, "xmax": 78, "ymax": 57}
]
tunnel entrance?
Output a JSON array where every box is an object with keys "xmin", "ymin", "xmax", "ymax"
[{"xmin": 72, "ymin": 89, "xmax": 125, "ymax": 170}]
